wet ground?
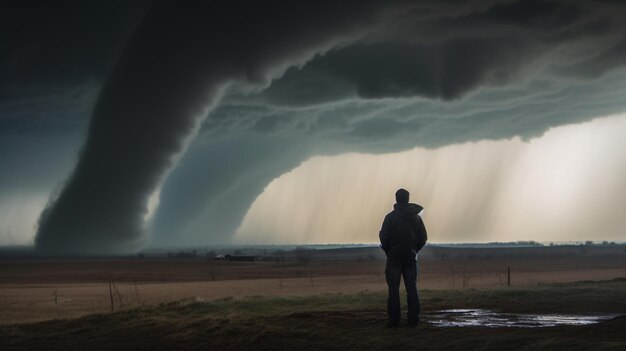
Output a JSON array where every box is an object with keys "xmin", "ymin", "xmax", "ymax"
[
  {"xmin": 427, "ymin": 309, "xmax": 621, "ymax": 328},
  {"xmin": 3, "ymin": 306, "xmax": 626, "ymax": 350}
]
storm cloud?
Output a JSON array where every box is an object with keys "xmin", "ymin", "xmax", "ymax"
[
  {"xmin": 32, "ymin": 1, "xmax": 389, "ymax": 254},
  {"xmin": 2, "ymin": 1, "xmax": 626, "ymax": 251}
]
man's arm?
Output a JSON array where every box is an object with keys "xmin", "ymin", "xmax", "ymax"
[
  {"xmin": 379, "ymin": 214, "xmax": 393, "ymax": 253},
  {"xmin": 415, "ymin": 216, "xmax": 428, "ymax": 252}
]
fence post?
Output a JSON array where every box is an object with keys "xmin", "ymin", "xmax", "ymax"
[
  {"xmin": 134, "ymin": 281, "xmax": 140, "ymax": 306},
  {"xmin": 507, "ymin": 267, "xmax": 511, "ymax": 287},
  {"xmin": 111, "ymin": 280, "xmax": 124, "ymax": 308},
  {"xmin": 108, "ymin": 279, "xmax": 114, "ymax": 311}
]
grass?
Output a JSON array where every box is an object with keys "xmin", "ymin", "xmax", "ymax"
[{"xmin": 1, "ymin": 279, "xmax": 625, "ymax": 350}]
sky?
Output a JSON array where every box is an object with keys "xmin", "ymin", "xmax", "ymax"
[
  {"xmin": 236, "ymin": 113, "xmax": 626, "ymax": 244},
  {"xmin": 2, "ymin": 0, "xmax": 626, "ymax": 253}
]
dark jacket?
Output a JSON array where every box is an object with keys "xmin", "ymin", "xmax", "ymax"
[{"xmin": 379, "ymin": 203, "xmax": 428, "ymax": 262}]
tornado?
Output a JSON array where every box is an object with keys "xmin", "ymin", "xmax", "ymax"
[{"xmin": 34, "ymin": 1, "xmax": 384, "ymax": 254}]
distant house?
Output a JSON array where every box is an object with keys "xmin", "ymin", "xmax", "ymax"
[{"xmin": 224, "ymin": 254, "xmax": 257, "ymax": 262}]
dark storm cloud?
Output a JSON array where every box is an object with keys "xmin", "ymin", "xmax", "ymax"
[
  {"xmin": 150, "ymin": 0, "xmax": 626, "ymax": 246},
  {"xmin": 554, "ymin": 38, "xmax": 626, "ymax": 78},
  {"xmin": 306, "ymin": 38, "xmax": 540, "ymax": 100},
  {"xmin": 288, "ymin": 0, "xmax": 619, "ymax": 101},
  {"xmin": 0, "ymin": 83, "xmax": 98, "ymax": 137},
  {"xmin": 255, "ymin": 69, "xmax": 356, "ymax": 107},
  {"xmin": 469, "ymin": 0, "xmax": 581, "ymax": 29},
  {"xmin": 0, "ymin": 0, "xmax": 149, "ymax": 143},
  {"xmin": 5, "ymin": 0, "xmax": 623, "ymax": 251},
  {"xmin": 33, "ymin": 0, "xmax": 392, "ymax": 254},
  {"xmin": 0, "ymin": 1, "xmax": 148, "ymax": 100}
]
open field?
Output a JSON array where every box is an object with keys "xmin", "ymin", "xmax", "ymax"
[
  {"xmin": 1, "ymin": 245, "xmax": 626, "ymax": 325},
  {"xmin": 1, "ymin": 279, "xmax": 625, "ymax": 350}
]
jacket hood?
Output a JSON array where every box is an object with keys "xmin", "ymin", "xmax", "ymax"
[{"xmin": 393, "ymin": 202, "xmax": 423, "ymax": 218}]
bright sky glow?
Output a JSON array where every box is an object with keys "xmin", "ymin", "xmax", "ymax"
[{"xmin": 235, "ymin": 113, "xmax": 626, "ymax": 244}]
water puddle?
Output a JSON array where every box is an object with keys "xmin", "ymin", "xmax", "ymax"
[{"xmin": 428, "ymin": 309, "xmax": 620, "ymax": 328}]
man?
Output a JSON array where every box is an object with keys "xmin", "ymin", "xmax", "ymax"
[{"xmin": 379, "ymin": 188, "xmax": 428, "ymax": 328}]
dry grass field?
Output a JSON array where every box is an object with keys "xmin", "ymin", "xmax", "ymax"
[
  {"xmin": 1, "ymin": 279, "xmax": 625, "ymax": 351},
  {"xmin": 1, "ymin": 245, "xmax": 625, "ymax": 325}
]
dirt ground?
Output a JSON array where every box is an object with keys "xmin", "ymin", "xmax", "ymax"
[{"xmin": 1, "ymin": 250, "xmax": 626, "ymax": 324}]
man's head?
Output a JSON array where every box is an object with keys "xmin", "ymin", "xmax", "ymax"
[{"xmin": 395, "ymin": 188, "xmax": 409, "ymax": 204}]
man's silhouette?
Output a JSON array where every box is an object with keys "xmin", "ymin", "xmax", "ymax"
[{"xmin": 379, "ymin": 188, "xmax": 428, "ymax": 328}]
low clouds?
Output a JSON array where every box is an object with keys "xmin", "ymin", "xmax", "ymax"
[
  {"xmin": 2, "ymin": 1, "xmax": 626, "ymax": 251},
  {"xmin": 554, "ymin": 38, "xmax": 626, "ymax": 78},
  {"xmin": 305, "ymin": 38, "xmax": 541, "ymax": 100}
]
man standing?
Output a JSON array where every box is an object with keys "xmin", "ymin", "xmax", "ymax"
[{"xmin": 379, "ymin": 188, "xmax": 428, "ymax": 328}]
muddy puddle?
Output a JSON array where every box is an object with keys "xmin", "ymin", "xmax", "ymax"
[{"xmin": 427, "ymin": 309, "xmax": 620, "ymax": 328}]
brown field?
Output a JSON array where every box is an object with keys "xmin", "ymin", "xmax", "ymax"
[{"xmin": 2, "ymin": 245, "xmax": 626, "ymax": 325}]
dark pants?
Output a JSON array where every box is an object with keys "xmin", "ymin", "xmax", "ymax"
[{"xmin": 385, "ymin": 259, "xmax": 420, "ymax": 324}]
